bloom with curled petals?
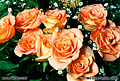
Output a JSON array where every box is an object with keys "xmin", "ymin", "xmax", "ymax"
[
  {"xmin": 36, "ymin": 28, "xmax": 84, "ymax": 70},
  {"xmin": 90, "ymin": 20, "xmax": 120, "ymax": 61},
  {"xmin": 67, "ymin": 46, "xmax": 98, "ymax": 81},
  {"xmin": 36, "ymin": 34, "xmax": 52, "ymax": 61},
  {"xmin": 14, "ymin": 28, "xmax": 43, "ymax": 57},
  {"xmin": 0, "ymin": 13, "xmax": 15, "ymax": 44},
  {"xmin": 42, "ymin": 8, "xmax": 67, "ymax": 34},
  {"xmin": 15, "ymin": 8, "xmax": 44, "ymax": 33},
  {"xmin": 78, "ymin": 4, "xmax": 107, "ymax": 31}
]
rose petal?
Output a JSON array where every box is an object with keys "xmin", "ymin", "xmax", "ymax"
[
  {"xmin": 35, "ymin": 48, "xmax": 52, "ymax": 61},
  {"xmin": 83, "ymin": 62, "xmax": 98, "ymax": 77},
  {"xmin": 48, "ymin": 56, "xmax": 71, "ymax": 70},
  {"xmin": 80, "ymin": 45, "xmax": 95, "ymax": 60},
  {"xmin": 14, "ymin": 45, "xmax": 25, "ymax": 57},
  {"xmin": 102, "ymin": 52, "xmax": 120, "ymax": 61},
  {"xmin": 69, "ymin": 28, "xmax": 84, "ymax": 41}
]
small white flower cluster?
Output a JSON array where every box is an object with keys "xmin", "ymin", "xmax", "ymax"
[
  {"xmin": 54, "ymin": 2, "xmax": 58, "ymax": 7},
  {"xmin": 78, "ymin": 25, "xmax": 82, "ymax": 29},
  {"xmin": 104, "ymin": 3, "xmax": 108, "ymax": 7},
  {"xmin": 55, "ymin": 27, "xmax": 60, "ymax": 32},
  {"xmin": 66, "ymin": 8, "xmax": 72, "ymax": 18},
  {"xmin": 72, "ymin": 15, "xmax": 78, "ymax": 19},
  {"xmin": 99, "ymin": 66, "xmax": 106, "ymax": 76},
  {"xmin": 79, "ymin": 2, "xmax": 83, "ymax": 6},
  {"xmin": 13, "ymin": 2, "xmax": 16, "ymax": 5},
  {"xmin": 8, "ymin": 8, "xmax": 12, "ymax": 12},
  {"xmin": 57, "ymin": 70, "xmax": 63, "ymax": 75},
  {"xmin": 110, "ymin": 5, "xmax": 116, "ymax": 9},
  {"xmin": 6, "ymin": 1, "xmax": 9, "ymax": 4},
  {"xmin": 92, "ymin": 42, "xmax": 97, "ymax": 50},
  {"xmin": 1, "ymin": 0, "xmax": 4, "ymax": 2},
  {"xmin": 21, "ymin": 3, "xmax": 26, "ymax": 8},
  {"xmin": 88, "ymin": 40, "xmax": 92, "ymax": 44}
]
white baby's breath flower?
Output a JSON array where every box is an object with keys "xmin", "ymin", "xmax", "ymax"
[
  {"xmin": 67, "ymin": 14, "xmax": 70, "ymax": 17},
  {"xmin": 67, "ymin": 25, "xmax": 70, "ymax": 28},
  {"xmin": 68, "ymin": 11, "xmax": 72, "ymax": 14},
  {"xmin": 38, "ymin": 63, "xmax": 40, "ymax": 65},
  {"xmin": 79, "ymin": 2, "xmax": 83, "ymax": 6},
  {"xmin": 113, "ymin": 14, "xmax": 115, "ymax": 17},
  {"xmin": 55, "ymin": 27, "xmax": 59, "ymax": 32},
  {"xmin": 110, "ymin": 5, "xmax": 116, "ymax": 9},
  {"xmin": 54, "ymin": 2, "xmax": 58, "ymax": 7},
  {"xmin": 57, "ymin": 70, "xmax": 63, "ymax": 75},
  {"xmin": 78, "ymin": 25, "xmax": 82, "ymax": 29},
  {"xmin": 8, "ymin": 8, "xmax": 12, "ymax": 12},
  {"xmin": 85, "ymin": 34, "xmax": 88, "ymax": 37},
  {"xmin": 13, "ymin": 2, "xmax": 16, "ymax": 4},
  {"xmin": 66, "ymin": 8, "xmax": 70, "ymax": 12},
  {"xmin": 6, "ymin": 1, "xmax": 9, "ymax": 4},
  {"xmin": 104, "ymin": 3, "xmax": 108, "ymax": 6},
  {"xmin": 92, "ymin": 47, "xmax": 97, "ymax": 50},
  {"xmin": 88, "ymin": 40, "xmax": 92, "ymax": 44},
  {"xmin": 71, "ymin": 0, "xmax": 75, "ymax": 2},
  {"xmin": 93, "ymin": 43, "xmax": 97, "ymax": 47},
  {"xmin": 72, "ymin": 15, "xmax": 78, "ymax": 19},
  {"xmin": 21, "ymin": 0, "xmax": 24, "ymax": 1},
  {"xmin": 23, "ymin": 3, "xmax": 26, "ymax": 6},
  {"xmin": 1, "ymin": 0, "xmax": 4, "ymax": 2}
]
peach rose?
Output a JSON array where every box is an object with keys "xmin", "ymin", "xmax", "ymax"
[
  {"xmin": 67, "ymin": 46, "xmax": 98, "ymax": 81},
  {"xmin": 14, "ymin": 28, "xmax": 43, "ymax": 57},
  {"xmin": 0, "ymin": 13, "xmax": 15, "ymax": 44},
  {"xmin": 15, "ymin": 8, "xmax": 44, "ymax": 33},
  {"xmin": 90, "ymin": 20, "xmax": 120, "ymax": 61},
  {"xmin": 42, "ymin": 8, "xmax": 67, "ymax": 33},
  {"xmin": 78, "ymin": 4, "xmax": 107, "ymax": 31},
  {"xmin": 36, "ymin": 34, "xmax": 52, "ymax": 61},
  {"xmin": 36, "ymin": 28, "xmax": 84, "ymax": 70}
]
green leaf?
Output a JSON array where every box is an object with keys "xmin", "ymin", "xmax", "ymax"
[
  {"xmin": 19, "ymin": 56, "xmax": 31, "ymax": 63},
  {"xmin": 19, "ymin": 60, "xmax": 34, "ymax": 73},
  {"xmin": 30, "ymin": 79, "xmax": 42, "ymax": 81},
  {"xmin": 0, "ymin": 54, "xmax": 8, "ymax": 60},
  {"xmin": 11, "ymin": 56, "xmax": 32, "ymax": 69},
  {"xmin": 42, "ymin": 61, "xmax": 48, "ymax": 72},
  {"xmin": 0, "ymin": 11, "xmax": 8, "ymax": 18},
  {"xmin": 0, "ymin": 42, "xmax": 9, "ymax": 51},
  {"xmin": 0, "ymin": 61, "xmax": 15, "ymax": 72}
]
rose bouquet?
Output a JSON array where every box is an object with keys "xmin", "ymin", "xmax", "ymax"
[{"xmin": 0, "ymin": 0, "xmax": 120, "ymax": 81}]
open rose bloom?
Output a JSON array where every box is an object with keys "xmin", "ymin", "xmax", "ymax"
[
  {"xmin": 0, "ymin": 13, "xmax": 15, "ymax": 44},
  {"xmin": 36, "ymin": 28, "xmax": 84, "ymax": 70},
  {"xmin": 67, "ymin": 46, "xmax": 98, "ymax": 81},
  {"xmin": 15, "ymin": 8, "xmax": 44, "ymax": 33},
  {"xmin": 90, "ymin": 20, "xmax": 120, "ymax": 61},
  {"xmin": 36, "ymin": 34, "xmax": 53, "ymax": 61},
  {"xmin": 42, "ymin": 8, "xmax": 67, "ymax": 34},
  {"xmin": 14, "ymin": 28, "xmax": 43, "ymax": 57},
  {"xmin": 78, "ymin": 4, "xmax": 107, "ymax": 31}
]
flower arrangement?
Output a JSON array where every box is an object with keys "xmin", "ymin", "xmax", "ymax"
[{"xmin": 0, "ymin": 0, "xmax": 120, "ymax": 81}]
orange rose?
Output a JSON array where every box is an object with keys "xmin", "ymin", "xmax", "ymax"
[
  {"xmin": 14, "ymin": 28, "xmax": 43, "ymax": 57},
  {"xmin": 36, "ymin": 34, "xmax": 52, "ymax": 61},
  {"xmin": 67, "ymin": 46, "xmax": 98, "ymax": 81},
  {"xmin": 15, "ymin": 8, "xmax": 44, "ymax": 33},
  {"xmin": 78, "ymin": 4, "xmax": 107, "ymax": 31},
  {"xmin": 90, "ymin": 20, "xmax": 120, "ymax": 61},
  {"xmin": 36, "ymin": 28, "xmax": 84, "ymax": 70},
  {"xmin": 42, "ymin": 8, "xmax": 67, "ymax": 33},
  {"xmin": 0, "ymin": 13, "xmax": 15, "ymax": 44}
]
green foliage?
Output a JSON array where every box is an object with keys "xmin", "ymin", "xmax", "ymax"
[
  {"xmin": 42, "ymin": 61, "xmax": 48, "ymax": 72},
  {"xmin": 0, "ymin": 0, "xmax": 120, "ymax": 81},
  {"xmin": 0, "ymin": 60, "xmax": 15, "ymax": 72}
]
